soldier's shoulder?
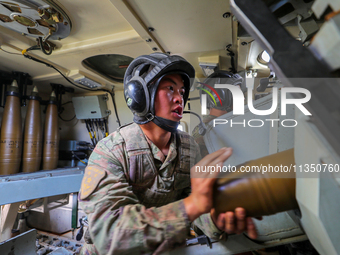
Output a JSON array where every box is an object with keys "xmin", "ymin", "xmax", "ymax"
[
  {"xmin": 96, "ymin": 130, "xmax": 125, "ymax": 150},
  {"xmin": 177, "ymin": 130, "xmax": 199, "ymax": 147}
]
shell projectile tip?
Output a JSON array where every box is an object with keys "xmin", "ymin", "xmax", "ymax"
[{"xmin": 11, "ymin": 79, "xmax": 18, "ymax": 87}]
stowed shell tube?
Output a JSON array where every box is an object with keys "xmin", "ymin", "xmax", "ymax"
[
  {"xmin": 42, "ymin": 91, "xmax": 59, "ymax": 170},
  {"xmin": 0, "ymin": 80, "xmax": 22, "ymax": 175},
  {"xmin": 213, "ymin": 149, "xmax": 298, "ymax": 217},
  {"xmin": 22, "ymin": 87, "xmax": 42, "ymax": 173}
]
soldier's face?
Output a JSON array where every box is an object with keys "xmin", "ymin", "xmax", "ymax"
[{"xmin": 154, "ymin": 74, "xmax": 185, "ymax": 122}]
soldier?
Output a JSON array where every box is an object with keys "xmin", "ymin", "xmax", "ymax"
[
  {"xmin": 192, "ymin": 70, "xmax": 243, "ymax": 157},
  {"xmin": 79, "ymin": 53, "xmax": 256, "ymax": 255}
]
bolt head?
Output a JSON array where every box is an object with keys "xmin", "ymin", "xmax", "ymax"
[
  {"xmin": 226, "ymin": 44, "xmax": 232, "ymax": 49},
  {"xmin": 145, "ymin": 38, "xmax": 152, "ymax": 42},
  {"xmin": 152, "ymin": 47, "xmax": 158, "ymax": 51},
  {"xmin": 241, "ymin": 41, "xmax": 248, "ymax": 46},
  {"xmin": 223, "ymin": 12, "xmax": 231, "ymax": 18},
  {"xmin": 148, "ymin": 27, "xmax": 155, "ymax": 32}
]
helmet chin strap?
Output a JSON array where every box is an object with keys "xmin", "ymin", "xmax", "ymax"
[{"xmin": 152, "ymin": 116, "xmax": 179, "ymax": 133}]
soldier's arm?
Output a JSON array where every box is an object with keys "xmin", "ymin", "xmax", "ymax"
[
  {"xmin": 79, "ymin": 140, "xmax": 191, "ymax": 255},
  {"xmin": 182, "ymin": 186, "xmax": 224, "ymax": 239},
  {"xmin": 181, "ymin": 141, "xmax": 224, "ymax": 240}
]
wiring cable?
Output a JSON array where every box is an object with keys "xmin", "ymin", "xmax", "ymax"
[
  {"xmin": 99, "ymin": 119, "xmax": 106, "ymax": 138},
  {"xmin": 94, "ymin": 119, "xmax": 100, "ymax": 141},
  {"xmin": 71, "ymin": 151, "xmax": 86, "ymax": 165},
  {"xmin": 38, "ymin": 37, "xmax": 52, "ymax": 55},
  {"xmin": 90, "ymin": 120, "xmax": 97, "ymax": 143},
  {"xmin": 96, "ymin": 119, "xmax": 103, "ymax": 140},
  {"xmin": 104, "ymin": 118, "xmax": 109, "ymax": 137},
  {"xmin": 22, "ymin": 52, "xmax": 121, "ymax": 126},
  {"xmin": 183, "ymin": 111, "xmax": 207, "ymax": 136},
  {"xmin": 59, "ymin": 114, "xmax": 76, "ymax": 122},
  {"xmin": 0, "ymin": 46, "xmax": 22, "ymax": 56},
  {"xmin": 108, "ymin": 90, "xmax": 121, "ymax": 126},
  {"xmin": 85, "ymin": 120, "xmax": 96, "ymax": 147},
  {"xmin": 2, "ymin": 46, "xmax": 122, "ymax": 127},
  {"xmin": 59, "ymin": 100, "xmax": 76, "ymax": 121},
  {"xmin": 226, "ymin": 45, "xmax": 237, "ymax": 73}
]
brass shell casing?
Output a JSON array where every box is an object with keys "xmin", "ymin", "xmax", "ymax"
[
  {"xmin": 22, "ymin": 98, "xmax": 42, "ymax": 172},
  {"xmin": 213, "ymin": 149, "xmax": 298, "ymax": 217},
  {"xmin": 42, "ymin": 102, "xmax": 59, "ymax": 170},
  {"xmin": 0, "ymin": 95, "xmax": 22, "ymax": 175}
]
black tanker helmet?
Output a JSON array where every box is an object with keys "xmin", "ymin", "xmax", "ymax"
[{"xmin": 124, "ymin": 53, "xmax": 195, "ymax": 132}]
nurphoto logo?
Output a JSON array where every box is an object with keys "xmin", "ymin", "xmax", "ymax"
[{"xmin": 198, "ymin": 83, "xmax": 312, "ymax": 128}]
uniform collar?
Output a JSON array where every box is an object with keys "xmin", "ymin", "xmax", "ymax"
[{"xmin": 145, "ymin": 133, "xmax": 177, "ymax": 167}]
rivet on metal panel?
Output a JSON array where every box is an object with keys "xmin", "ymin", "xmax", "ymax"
[
  {"xmin": 145, "ymin": 38, "xmax": 152, "ymax": 42},
  {"xmin": 148, "ymin": 27, "xmax": 155, "ymax": 32},
  {"xmin": 152, "ymin": 47, "xmax": 158, "ymax": 51}
]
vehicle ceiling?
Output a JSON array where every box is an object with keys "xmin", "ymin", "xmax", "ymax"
[{"xmin": 0, "ymin": 0, "xmax": 296, "ymax": 92}]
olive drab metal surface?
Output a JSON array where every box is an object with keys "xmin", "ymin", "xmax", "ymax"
[
  {"xmin": 42, "ymin": 91, "xmax": 59, "ymax": 170},
  {"xmin": 23, "ymin": 86, "xmax": 42, "ymax": 173},
  {"xmin": 0, "ymin": 80, "xmax": 22, "ymax": 175}
]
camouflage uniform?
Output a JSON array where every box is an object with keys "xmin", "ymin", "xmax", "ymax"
[
  {"xmin": 192, "ymin": 115, "xmax": 218, "ymax": 158},
  {"xmin": 79, "ymin": 123, "xmax": 223, "ymax": 255}
]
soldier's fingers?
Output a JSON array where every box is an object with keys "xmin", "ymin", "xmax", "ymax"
[
  {"xmin": 215, "ymin": 212, "xmax": 226, "ymax": 231},
  {"xmin": 225, "ymin": 212, "xmax": 235, "ymax": 234},
  {"xmin": 210, "ymin": 148, "xmax": 232, "ymax": 166},
  {"xmin": 197, "ymin": 147, "xmax": 232, "ymax": 166},
  {"xmin": 235, "ymin": 207, "xmax": 246, "ymax": 234},
  {"xmin": 246, "ymin": 217, "xmax": 257, "ymax": 239}
]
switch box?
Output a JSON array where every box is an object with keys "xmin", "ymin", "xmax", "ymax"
[{"xmin": 72, "ymin": 95, "xmax": 110, "ymax": 119}]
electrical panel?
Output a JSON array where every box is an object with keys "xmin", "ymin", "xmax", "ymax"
[{"xmin": 72, "ymin": 95, "xmax": 110, "ymax": 119}]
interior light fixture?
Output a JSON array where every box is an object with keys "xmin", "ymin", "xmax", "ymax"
[
  {"xmin": 68, "ymin": 70, "xmax": 104, "ymax": 89},
  {"xmin": 199, "ymin": 62, "xmax": 218, "ymax": 77}
]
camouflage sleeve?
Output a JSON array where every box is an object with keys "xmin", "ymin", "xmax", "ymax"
[
  {"xmin": 193, "ymin": 214, "xmax": 224, "ymax": 239},
  {"xmin": 79, "ymin": 140, "xmax": 191, "ymax": 255},
  {"xmin": 187, "ymin": 136, "xmax": 224, "ymax": 239}
]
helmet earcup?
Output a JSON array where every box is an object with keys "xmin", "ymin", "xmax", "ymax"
[{"xmin": 124, "ymin": 79, "xmax": 148, "ymax": 115}]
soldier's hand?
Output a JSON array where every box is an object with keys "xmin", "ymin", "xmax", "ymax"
[
  {"xmin": 210, "ymin": 207, "xmax": 259, "ymax": 239},
  {"xmin": 183, "ymin": 147, "xmax": 232, "ymax": 222}
]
